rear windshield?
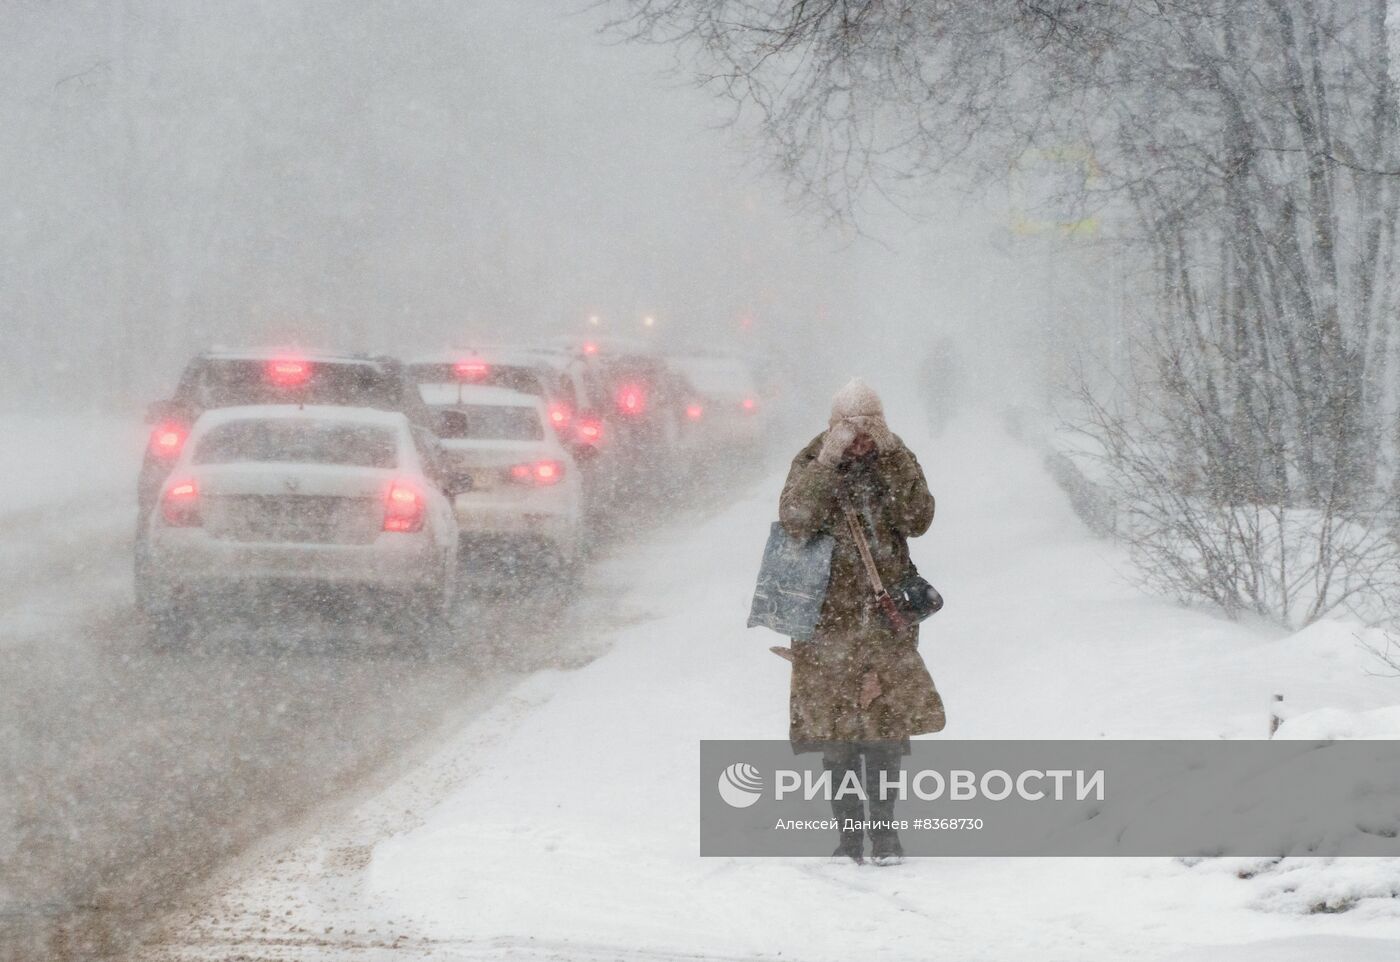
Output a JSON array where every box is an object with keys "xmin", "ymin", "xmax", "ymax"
[
  {"xmin": 194, "ymin": 420, "xmax": 399, "ymax": 468},
  {"xmin": 436, "ymin": 404, "xmax": 543, "ymax": 441},
  {"xmin": 410, "ymin": 363, "xmax": 545, "ymax": 396},
  {"xmin": 186, "ymin": 359, "xmax": 402, "ymax": 410}
]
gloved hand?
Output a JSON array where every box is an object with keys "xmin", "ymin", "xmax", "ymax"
[
  {"xmin": 817, "ymin": 420, "xmax": 859, "ymax": 466},
  {"xmin": 846, "ymin": 415, "xmax": 896, "ymax": 453}
]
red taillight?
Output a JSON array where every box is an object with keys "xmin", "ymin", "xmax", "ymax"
[
  {"xmin": 548, "ymin": 402, "xmax": 573, "ymax": 430},
  {"xmin": 148, "ymin": 421, "xmax": 189, "ymax": 458},
  {"xmin": 582, "ymin": 341, "xmax": 599, "ymax": 356},
  {"xmin": 576, "ymin": 418, "xmax": 603, "ymax": 445},
  {"xmin": 453, "ymin": 358, "xmax": 489, "ymax": 381},
  {"xmin": 383, "ymin": 479, "xmax": 425, "ymax": 532},
  {"xmin": 510, "ymin": 460, "xmax": 565, "ymax": 486},
  {"xmin": 616, "ymin": 384, "xmax": 647, "ymax": 416},
  {"xmin": 685, "ymin": 403, "xmax": 704, "ymax": 421},
  {"xmin": 266, "ymin": 355, "xmax": 311, "ymax": 387},
  {"xmin": 741, "ymin": 396, "xmax": 758, "ymax": 412},
  {"xmin": 161, "ymin": 478, "xmax": 200, "ymax": 526}
]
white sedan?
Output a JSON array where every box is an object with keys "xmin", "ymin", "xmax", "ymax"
[
  {"xmin": 418, "ymin": 382, "xmax": 585, "ymax": 569},
  {"xmin": 136, "ymin": 405, "xmax": 460, "ymax": 644}
]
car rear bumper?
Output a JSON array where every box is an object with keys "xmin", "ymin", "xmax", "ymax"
[
  {"xmin": 451, "ymin": 490, "xmax": 580, "ymax": 543},
  {"xmin": 144, "ymin": 530, "xmax": 448, "ymax": 592}
]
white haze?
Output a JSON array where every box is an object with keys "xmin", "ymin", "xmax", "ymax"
[{"xmin": 0, "ymin": 0, "xmax": 1061, "ymax": 417}]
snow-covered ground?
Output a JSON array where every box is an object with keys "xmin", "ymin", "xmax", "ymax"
[
  {"xmin": 0, "ymin": 414, "xmax": 144, "ymax": 514},
  {"xmin": 151, "ymin": 415, "xmax": 1400, "ymax": 961}
]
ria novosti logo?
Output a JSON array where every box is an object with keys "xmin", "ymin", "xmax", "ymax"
[
  {"xmin": 717, "ymin": 762, "xmax": 764, "ymax": 808},
  {"xmin": 715, "ymin": 759, "xmax": 1108, "ymax": 808}
]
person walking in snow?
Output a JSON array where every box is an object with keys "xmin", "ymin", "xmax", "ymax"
[
  {"xmin": 918, "ymin": 336, "xmax": 962, "ymax": 436},
  {"xmin": 778, "ymin": 379, "xmax": 945, "ymax": 865}
]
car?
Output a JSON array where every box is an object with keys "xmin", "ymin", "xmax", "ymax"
[
  {"xmin": 139, "ymin": 351, "xmax": 440, "ymax": 526},
  {"xmin": 408, "ymin": 349, "xmax": 570, "ymax": 433},
  {"xmin": 506, "ymin": 347, "xmax": 609, "ymax": 442},
  {"xmin": 667, "ymin": 353, "xmax": 767, "ymax": 452},
  {"xmin": 513, "ymin": 346, "xmax": 626, "ymax": 517},
  {"xmin": 536, "ymin": 341, "xmax": 699, "ymax": 518},
  {"xmin": 592, "ymin": 351, "xmax": 685, "ymax": 458},
  {"xmin": 412, "ymin": 348, "xmax": 620, "ymax": 517},
  {"xmin": 419, "ymin": 382, "xmax": 585, "ymax": 572},
  {"xmin": 135, "ymin": 405, "xmax": 461, "ymax": 646}
]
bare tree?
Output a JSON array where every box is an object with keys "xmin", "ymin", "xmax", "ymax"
[{"xmin": 615, "ymin": 0, "xmax": 1400, "ymax": 625}]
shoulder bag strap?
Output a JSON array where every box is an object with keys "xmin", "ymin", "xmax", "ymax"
[
  {"xmin": 841, "ymin": 504, "xmax": 886, "ymax": 596},
  {"xmin": 842, "ymin": 505, "xmax": 909, "ymax": 631}
]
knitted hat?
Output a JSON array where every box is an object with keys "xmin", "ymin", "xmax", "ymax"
[
  {"xmin": 828, "ymin": 378, "xmax": 894, "ymax": 451},
  {"xmin": 829, "ymin": 378, "xmax": 885, "ymax": 424}
]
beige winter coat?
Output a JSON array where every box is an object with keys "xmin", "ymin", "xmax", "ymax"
[{"xmin": 780, "ymin": 431, "xmax": 946, "ymax": 750}]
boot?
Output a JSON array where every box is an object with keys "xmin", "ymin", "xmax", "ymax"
[
  {"xmin": 866, "ymin": 744, "xmax": 904, "ymax": 866},
  {"xmin": 870, "ymin": 832, "xmax": 904, "ymax": 866},
  {"xmin": 832, "ymin": 831, "xmax": 865, "ymax": 864},
  {"xmin": 825, "ymin": 747, "xmax": 865, "ymax": 864}
]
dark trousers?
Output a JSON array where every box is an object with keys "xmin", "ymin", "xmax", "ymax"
[{"xmin": 822, "ymin": 742, "xmax": 903, "ymax": 839}]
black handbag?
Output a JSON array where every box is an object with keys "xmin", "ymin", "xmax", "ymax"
[
  {"xmin": 888, "ymin": 573, "xmax": 944, "ymax": 624},
  {"xmin": 842, "ymin": 506, "xmax": 944, "ymax": 631}
]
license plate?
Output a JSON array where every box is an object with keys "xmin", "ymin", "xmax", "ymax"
[
  {"xmin": 233, "ymin": 496, "xmax": 341, "ymax": 542},
  {"xmin": 469, "ymin": 468, "xmax": 500, "ymax": 491},
  {"xmin": 270, "ymin": 497, "xmax": 337, "ymax": 525}
]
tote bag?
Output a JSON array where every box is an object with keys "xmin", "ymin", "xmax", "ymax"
[{"xmin": 746, "ymin": 522, "xmax": 835, "ymax": 641}]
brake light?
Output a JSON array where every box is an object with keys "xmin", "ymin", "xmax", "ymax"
[
  {"xmin": 582, "ymin": 341, "xmax": 599, "ymax": 356},
  {"xmin": 510, "ymin": 460, "xmax": 565, "ymax": 486},
  {"xmin": 453, "ymin": 358, "xmax": 489, "ymax": 381},
  {"xmin": 161, "ymin": 479, "xmax": 200, "ymax": 526},
  {"xmin": 148, "ymin": 421, "xmax": 189, "ymax": 458},
  {"xmin": 685, "ymin": 403, "xmax": 704, "ymax": 421},
  {"xmin": 383, "ymin": 479, "xmax": 425, "ymax": 532},
  {"xmin": 548, "ymin": 402, "xmax": 573, "ymax": 430},
  {"xmin": 266, "ymin": 355, "xmax": 311, "ymax": 387},
  {"xmin": 616, "ymin": 384, "xmax": 647, "ymax": 416},
  {"xmin": 576, "ymin": 418, "xmax": 603, "ymax": 445},
  {"xmin": 741, "ymin": 397, "xmax": 758, "ymax": 412}
]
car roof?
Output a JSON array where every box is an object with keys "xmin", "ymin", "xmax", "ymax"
[
  {"xmin": 409, "ymin": 350, "xmax": 550, "ymax": 369},
  {"xmin": 192, "ymin": 404, "xmax": 411, "ymax": 430},
  {"xmin": 546, "ymin": 334, "xmax": 654, "ymax": 353},
  {"xmin": 418, "ymin": 384, "xmax": 543, "ymax": 408},
  {"xmin": 200, "ymin": 350, "xmax": 391, "ymax": 367},
  {"xmin": 514, "ymin": 348, "xmax": 572, "ymax": 370},
  {"xmin": 601, "ymin": 353, "xmax": 669, "ymax": 374}
]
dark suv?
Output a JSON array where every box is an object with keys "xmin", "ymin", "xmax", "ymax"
[{"xmin": 138, "ymin": 351, "xmax": 440, "ymax": 523}]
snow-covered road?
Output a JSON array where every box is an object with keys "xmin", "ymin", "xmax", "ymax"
[
  {"xmin": 0, "ymin": 415, "xmax": 779, "ymax": 962},
  {"xmin": 136, "ymin": 416, "xmax": 1400, "ymax": 962}
]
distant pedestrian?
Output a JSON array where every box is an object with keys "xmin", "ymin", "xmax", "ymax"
[{"xmin": 918, "ymin": 337, "xmax": 962, "ymax": 435}]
